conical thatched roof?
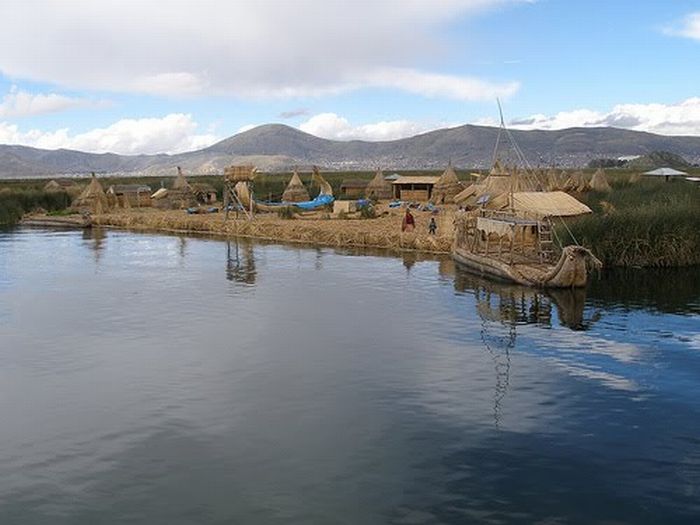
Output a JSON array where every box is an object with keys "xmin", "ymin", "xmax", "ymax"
[
  {"xmin": 431, "ymin": 164, "xmax": 464, "ymax": 204},
  {"xmin": 562, "ymin": 170, "xmax": 582, "ymax": 192},
  {"xmin": 490, "ymin": 160, "xmax": 507, "ymax": 175},
  {"xmin": 172, "ymin": 166, "xmax": 190, "ymax": 191},
  {"xmin": 312, "ymin": 166, "xmax": 333, "ymax": 196},
  {"xmin": 365, "ymin": 169, "xmax": 392, "ymax": 200},
  {"xmin": 545, "ymin": 168, "xmax": 561, "ymax": 191},
  {"xmin": 590, "ymin": 168, "xmax": 612, "ymax": 192},
  {"xmin": 575, "ymin": 170, "xmax": 591, "ymax": 193},
  {"xmin": 72, "ymin": 174, "xmax": 108, "ymax": 213},
  {"xmin": 453, "ymin": 184, "xmax": 478, "ymax": 205},
  {"xmin": 282, "ymin": 171, "xmax": 310, "ymax": 202}
]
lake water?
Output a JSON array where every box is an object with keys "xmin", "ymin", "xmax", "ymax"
[{"xmin": 1, "ymin": 227, "xmax": 699, "ymax": 524}]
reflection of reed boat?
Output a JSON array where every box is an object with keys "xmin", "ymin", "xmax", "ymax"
[
  {"xmin": 451, "ymin": 103, "xmax": 601, "ymax": 288},
  {"xmin": 454, "ymin": 268, "xmax": 590, "ymax": 330}
]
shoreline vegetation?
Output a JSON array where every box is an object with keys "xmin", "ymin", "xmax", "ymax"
[
  {"xmin": 2, "ymin": 169, "xmax": 699, "ymax": 267},
  {"xmin": 563, "ymin": 176, "xmax": 700, "ymax": 267}
]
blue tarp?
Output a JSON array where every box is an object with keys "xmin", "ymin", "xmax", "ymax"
[{"xmin": 293, "ymin": 194, "xmax": 335, "ymax": 210}]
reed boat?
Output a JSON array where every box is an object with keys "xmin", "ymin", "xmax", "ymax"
[
  {"xmin": 452, "ymin": 209, "xmax": 601, "ymax": 288},
  {"xmin": 451, "ymin": 101, "xmax": 601, "ymax": 288},
  {"xmin": 20, "ymin": 213, "xmax": 92, "ymax": 229}
]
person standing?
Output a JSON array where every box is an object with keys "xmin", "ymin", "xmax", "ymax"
[
  {"xmin": 428, "ymin": 216, "xmax": 437, "ymax": 235},
  {"xmin": 402, "ymin": 208, "xmax": 415, "ymax": 232}
]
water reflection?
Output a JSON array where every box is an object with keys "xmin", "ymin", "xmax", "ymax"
[
  {"xmin": 589, "ymin": 267, "xmax": 700, "ymax": 314},
  {"xmin": 226, "ymin": 239, "xmax": 257, "ymax": 284},
  {"xmin": 81, "ymin": 227, "xmax": 106, "ymax": 263},
  {"xmin": 453, "ymin": 269, "xmax": 596, "ymax": 330},
  {"xmin": 1, "ymin": 229, "xmax": 699, "ymax": 523}
]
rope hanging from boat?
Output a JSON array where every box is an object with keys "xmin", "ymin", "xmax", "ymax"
[{"xmin": 492, "ymin": 99, "xmax": 580, "ymax": 249}]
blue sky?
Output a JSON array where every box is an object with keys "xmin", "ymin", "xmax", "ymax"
[{"xmin": 0, "ymin": 0, "xmax": 699, "ymax": 154}]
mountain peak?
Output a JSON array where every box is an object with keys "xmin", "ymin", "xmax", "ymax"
[{"xmin": 205, "ymin": 123, "xmax": 330, "ymax": 156}]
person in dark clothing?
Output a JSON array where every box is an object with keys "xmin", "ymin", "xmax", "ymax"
[{"xmin": 428, "ymin": 216, "xmax": 437, "ymax": 235}]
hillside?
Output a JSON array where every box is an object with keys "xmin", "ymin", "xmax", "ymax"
[{"xmin": 2, "ymin": 123, "xmax": 700, "ymax": 178}]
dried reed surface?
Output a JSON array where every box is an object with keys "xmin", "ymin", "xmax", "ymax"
[{"xmin": 93, "ymin": 208, "xmax": 455, "ymax": 253}]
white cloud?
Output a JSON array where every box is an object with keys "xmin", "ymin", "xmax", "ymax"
[
  {"xmin": 664, "ymin": 11, "xmax": 700, "ymax": 41},
  {"xmin": 477, "ymin": 98, "xmax": 700, "ymax": 136},
  {"xmin": 298, "ymin": 112, "xmax": 457, "ymax": 141},
  {"xmin": 0, "ymin": 0, "xmax": 521, "ymax": 100},
  {"xmin": 0, "ymin": 86, "xmax": 104, "ymax": 118},
  {"xmin": 362, "ymin": 67, "xmax": 519, "ymax": 101},
  {"xmin": 0, "ymin": 114, "xmax": 219, "ymax": 155}
]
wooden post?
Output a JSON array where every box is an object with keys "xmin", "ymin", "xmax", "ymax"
[{"xmin": 509, "ymin": 225, "xmax": 515, "ymax": 263}]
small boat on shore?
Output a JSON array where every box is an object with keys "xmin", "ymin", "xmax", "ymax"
[
  {"xmin": 452, "ymin": 209, "xmax": 601, "ymax": 288},
  {"xmin": 20, "ymin": 213, "xmax": 92, "ymax": 229}
]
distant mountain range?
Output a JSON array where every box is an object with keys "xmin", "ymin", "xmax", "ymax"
[{"xmin": 1, "ymin": 123, "xmax": 700, "ymax": 178}]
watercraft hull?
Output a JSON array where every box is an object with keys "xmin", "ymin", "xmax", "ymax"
[{"xmin": 452, "ymin": 245, "xmax": 598, "ymax": 288}]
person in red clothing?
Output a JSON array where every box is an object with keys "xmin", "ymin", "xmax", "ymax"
[{"xmin": 402, "ymin": 208, "xmax": 415, "ymax": 232}]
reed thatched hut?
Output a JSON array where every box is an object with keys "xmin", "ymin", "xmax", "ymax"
[
  {"xmin": 191, "ymin": 183, "xmax": 218, "ymax": 204},
  {"xmin": 172, "ymin": 166, "xmax": 191, "ymax": 191},
  {"xmin": 340, "ymin": 179, "xmax": 368, "ymax": 198},
  {"xmin": 365, "ymin": 169, "xmax": 392, "ymax": 200},
  {"xmin": 431, "ymin": 164, "xmax": 464, "ymax": 204},
  {"xmin": 589, "ymin": 168, "xmax": 612, "ymax": 192},
  {"xmin": 72, "ymin": 174, "xmax": 108, "ymax": 214},
  {"xmin": 152, "ymin": 167, "xmax": 198, "ymax": 209},
  {"xmin": 282, "ymin": 171, "xmax": 310, "ymax": 202},
  {"xmin": 562, "ymin": 170, "xmax": 589, "ymax": 192},
  {"xmin": 392, "ymin": 176, "xmax": 440, "ymax": 201},
  {"xmin": 44, "ymin": 179, "xmax": 81, "ymax": 196},
  {"xmin": 107, "ymin": 184, "xmax": 153, "ymax": 207}
]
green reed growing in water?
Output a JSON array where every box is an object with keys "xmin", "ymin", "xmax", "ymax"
[
  {"xmin": 0, "ymin": 189, "xmax": 72, "ymax": 225},
  {"xmin": 558, "ymin": 176, "xmax": 700, "ymax": 267}
]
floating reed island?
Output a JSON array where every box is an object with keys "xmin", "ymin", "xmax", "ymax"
[
  {"xmin": 6, "ymin": 164, "xmax": 700, "ymax": 267},
  {"xmin": 92, "ymin": 207, "xmax": 455, "ymax": 253}
]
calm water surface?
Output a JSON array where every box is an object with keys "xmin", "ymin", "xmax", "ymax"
[{"xmin": 0, "ymin": 228, "xmax": 699, "ymax": 524}]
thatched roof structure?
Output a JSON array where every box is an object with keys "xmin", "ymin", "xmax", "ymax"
[
  {"xmin": 282, "ymin": 171, "xmax": 310, "ymax": 202},
  {"xmin": 490, "ymin": 160, "xmax": 507, "ymax": 175},
  {"xmin": 590, "ymin": 168, "xmax": 612, "ymax": 192},
  {"xmin": 224, "ymin": 165, "xmax": 257, "ymax": 182},
  {"xmin": 511, "ymin": 191, "xmax": 592, "ymax": 218},
  {"xmin": 312, "ymin": 167, "xmax": 333, "ymax": 196},
  {"xmin": 365, "ymin": 169, "xmax": 392, "ymax": 200},
  {"xmin": 562, "ymin": 170, "xmax": 586, "ymax": 192},
  {"xmin": 45, "ymin": 179, "xmax": 79, "ymax": 192},
  {"xmin": 172, "ymin": 167, "xmax": 190, "ymax": 191},
  {"xmin": 431, "ymin": 164, "xmax": 464, "ymax": 204},
  {"xmin": 453, "ymin": 184, "xmax": 478, "ymax": 205},
  {"xmin": 72, "ymin": 174, "xmax": 108, "ymax": 214},
  {"xmin": 44, "ymin": 180, "xmax": 62, "ymax": 191},
  {"xmin": 151, "ymin": 188, "xmax": 168, "ymax": 200}
]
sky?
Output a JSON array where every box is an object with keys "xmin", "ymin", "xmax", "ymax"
[{"xmin": 0, "ymin": 0, "xmax": 699, "ymax": 155}]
